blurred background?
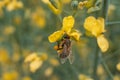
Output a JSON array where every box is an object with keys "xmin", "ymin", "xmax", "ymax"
[{"xmin": 0, "ymin": 0, "xmax": 120, "ymax": 80}]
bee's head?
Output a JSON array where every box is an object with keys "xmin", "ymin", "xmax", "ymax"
[{"xmin": 63, "ymin": 34, "xmax": 70, "ymax": 39}]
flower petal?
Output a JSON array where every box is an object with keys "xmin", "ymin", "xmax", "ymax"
[
  {"xmin": 48, "ymin": 30, "xmax": 64, "ymax": 43},
  {"xmin": 84, "ymin": 16, "xmax": 97, "ymax": 32},
  {"xmin": 97, "ymin": 35, "xmax": 109, "ymax": 52},
  {"xmin": 70, "ymin": 29, "xmax": 82, "ymax": 41},
  {"xmin": 62, "ymin": 16, "xmax": 75, "ymax": 33},
  {"xmin": 97, "ymin": 17, "xmax": 106, "ymax": 33},
  {"xmin": 84, "ymin": 16, "xmax": 105, "ymax": 37}
]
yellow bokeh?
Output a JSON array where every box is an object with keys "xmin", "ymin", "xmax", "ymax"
[
  {"xmin": 116, "ymin": 62, "xmax": 120, "ymax": 71},
  {"xmin": 22, "ymin": 76, "xmax": 32, "ymax": 80},
  {"xmin": 114, "ymin": 75, "xmax": 120, "ymax": 80},
  {"xmin": 40, "ymin": 53, "xmax": 48, "ymax": 61},
  {"xmin": 97, "ymin": 64, "xmax": 104, "ymax": 76},
  {"xmin": 44, "ymin": 67, "xmax": 53, "ymax": 77},
  {"xmin": 31, "ymin": 7, "xmax": 46, "ymax": 28},
  {"xmin": 108, "ymin": 4, "xmax": 116, "ymax": 17},
  {"xmin": 61, "ymin": 0, "xmax": 71, "ymax": 4},
  {"xmin": 49, "ymin": 58, "xmax": 60, "ymax": 66},
  {"xmin": 13, "ymin": 16, "xmax": 22, "ymax": 25},
  {"xmin": 78, "ymin": 74, "xmax": 93, "ymax": 80},
  {"xmin": 0, "ymin": 48, "xmax": 10, "ymax": 63},
  {"xmin": 6, "ymin": 0, "xmax": 23, "ymax": 11},
  {"xmin": 3, "ymin": 26, "xmax": 15, "ymax": 35},
  {"xmin": 24, "ymin": 53, "xmax": 38, "ymax": 63},
  {"xmin": 24, "ymin": 52, "xmax": 48, "ymax": 72},
  {"xmin": 2, "ymin": 71, "xmax": 19, "ymax": 80},
  {"xmin": 29, "ymin": 59, "xmax": 43, "ymax": 73}
]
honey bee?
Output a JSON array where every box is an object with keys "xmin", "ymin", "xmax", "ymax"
[{"xmin": 54, "ymin": 34, "xmax": 74, "ymax": 64}]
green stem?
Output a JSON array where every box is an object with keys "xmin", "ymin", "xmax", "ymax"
[
  {"xmin": 92, "ymin": 42, "xmax": 99, "ymax": 79},
  {"xmin": 57, "ymin": 14, "xmax": 62, "ymax": 23},
  {"xmin": 103, "ymin": 0, "xmax": 110, "ymax": 21},
  {"xmin": 106, "ymin": 21, "xmax": 120, "ymax": 25},
  {"xmin": 99, "ymin": 52, "xmax": 113, "ymax": 80}
]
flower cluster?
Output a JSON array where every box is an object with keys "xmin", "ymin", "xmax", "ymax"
[{"xmin": 47, "ymin": 0, "xmax": 109, "ymax": 64}]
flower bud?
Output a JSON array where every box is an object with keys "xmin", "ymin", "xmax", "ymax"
[{"xmin": 71, "ymin": 0, "xmax": 78, "ymax": 10}]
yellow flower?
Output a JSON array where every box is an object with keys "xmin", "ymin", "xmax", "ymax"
[
  {"xmin": 44, "ymin": 0, "xmax": 62, "ymax": 15},
  {"xmin": 84, "ymin": 16, "xmax": 105, "ymax": 37},
  {"xmin": 24, "ymin": 53, "xmax": 38, "ymax": 63},
  {"xmin": 24, "ymin": 52, "xmax": 45, "ymax": 73},
  {"xmin": 6, "ymin": 0, "xmax": 23, "ymax": 11},
  {"xmin": 84, "ymin": 16, "xmax": 109, "ymax": 52},
  {"xmin": 2, "ymin": 71, "xmax": 19, "ymax": 80},
  {"xmin": 48, "ymin": 16, "xmax": 81, "ymax": 43},
  {"xmin": 97, "ymin": 35, "xmax": 109, "ymax": 52},
  {"xmin": 29, "ymin": 58, "xmax": 43, "ymax": 73}
]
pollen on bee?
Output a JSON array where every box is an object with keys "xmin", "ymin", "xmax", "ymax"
[
  {"xmin": 54, "ymin": 45, "xmax": 58, "ymax": 50},
  {"xmin": 57, "ymin": 50, "xmax": 63, "ymax": 54}
]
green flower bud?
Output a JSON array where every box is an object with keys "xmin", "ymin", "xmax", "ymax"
[{"xmin": 71, "ymin": 0, "xmax": 78, "ymax": 10}]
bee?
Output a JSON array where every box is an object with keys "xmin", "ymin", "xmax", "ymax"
[{"xmin": 54, "ymin": 34, "xmax": 74, "ymax": 64}]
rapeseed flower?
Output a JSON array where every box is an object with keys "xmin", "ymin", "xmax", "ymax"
[
  {"xmin": 48, "ymin": 16, "xmax": 81, "ymax": 43},
  {"xmin": 84, "ymin": 16, "xmax": 109, "ymax": 52},
  {"xmin": 42, "ymin": 0, "xmax": 62, "ymax": 15},
  {"xmin": 24, "ymin": 52, "xmax": 48, "ymax": 73}
]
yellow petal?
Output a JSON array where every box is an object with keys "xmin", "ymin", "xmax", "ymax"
[
  {"xmin": 84, "ymin": 16, "xmax": 97, "ymax": 32},
  {"xmin": 97, "ymin": 35, "xmax": 109, "ymax": 52},
  {"xmin": 84, "ymin": 16, "xmax": 105, "ymax": 37},
  {"xmin": 47, "ymin": 0, "xmax": 61, "ymax": 15},
  {"xmin": 97, "ymin": 17, "xmax": 106, "ymax": 33},
  {"xmin": 48, "ymin": 30, "xmax": 64, "ymax": 43},
  {"xmin": 62, "ymin": 16, "xmax": 75, "ymax": 33},
  {"xmin": 70, "ymin": 29, "xmax": 82, "ymax": 41}
]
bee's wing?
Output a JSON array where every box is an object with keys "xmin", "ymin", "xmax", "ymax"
[
  {"xmin": 60, "ymin": 58, "xmax": 67, "ymax": 64},
  {"xmin": 68, "ymin": 49, "xmax": 74, "ymax": 64},
  {"xmin": 60, "ymin": 45, "xmax": 68, "ymax": 64}
]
